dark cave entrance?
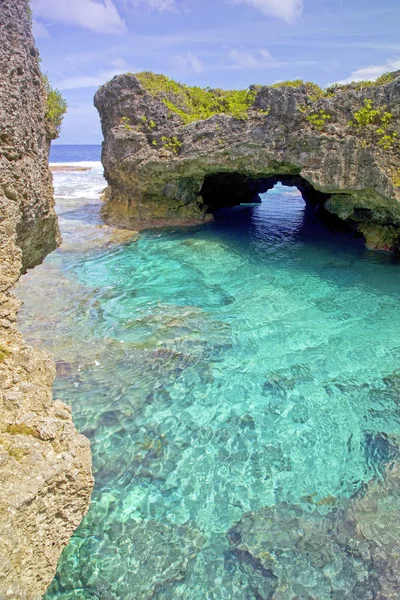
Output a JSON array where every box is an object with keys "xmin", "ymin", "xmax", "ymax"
[
  {"xmin": 200, "ymin": 172, "xmax": 330, "ymax": 213},
  {"xmin": 200, "ymin": 172, "xmax": 357, "ymax": 235}
]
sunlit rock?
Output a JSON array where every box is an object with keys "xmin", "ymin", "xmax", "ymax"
[{"xmin": 95, "ymin": 71, "xmax": 400, "ymax": 250}]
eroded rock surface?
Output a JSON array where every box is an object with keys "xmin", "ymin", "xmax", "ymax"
[
  {"xmin": 95, "ymin": 72, "xmax": 400, "ymax": 250},
  {"xmin": 0, "ymin": 0, "xmax": 93, "ymax": 597}
]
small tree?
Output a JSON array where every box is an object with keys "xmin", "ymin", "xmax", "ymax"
[{"xmin": 43, "ymin": 74, "xmax": 67, "ymax": 137}]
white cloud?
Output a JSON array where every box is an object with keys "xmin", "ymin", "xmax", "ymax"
[
  {"xmin": 56, "ymin": 70, "xmax": 122, "ymax": 90},
  {"xmin": 32, "ymin": 19, "xmax": 51, "ymax": 39},
  {"xmin": 56, "ymin": 57, "xmax": 135, "ymax": 90},
  {"xmin": 108, "ymin": 57, "xmax": 129, "ymax": 70},
  {"xmin": 173, "ymin": 53, "xmax": 204, "ymax": 73},
  {"xmin": 127, "ymin": 0, "xmax": 176, "ymax": 11},
  {"xmin": 232, "ymin": 0, "xmax": 303, "ymax": 23},
  {"xmin": 229, "ymin": 48, "xmax": 282, "ymax": 68},
  {"xmin": 31, "ymin": 0, "xmax": 126, "ymax": 35},
  {"xmin": 337, "ymin": 58, "xmax": 400, "ymax": 84},
  {"xmin": 65, "ymin": 102, "xmax": 99, "ymax": 117}
]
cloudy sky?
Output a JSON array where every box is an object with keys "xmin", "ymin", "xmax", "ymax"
[{"xmin": 31, "ymin": 0, "xmax": 400, "ymax": 144}]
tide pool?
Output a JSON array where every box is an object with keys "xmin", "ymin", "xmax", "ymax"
[{"xmin": 16, "ymin": 159, "xmax": 400, "ymax": 599}]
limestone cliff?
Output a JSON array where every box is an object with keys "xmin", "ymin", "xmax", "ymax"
[
  {"xmin": 95, "ymin": 71, "xmax": 400, "ymax": 251},
  {"xmin": 0, "ymin": 0, "xmax": 93, "ymax": 597}
]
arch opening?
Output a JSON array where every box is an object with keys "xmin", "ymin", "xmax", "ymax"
[
  {"xmin": 201, "ymin": 172, "xmax": 330, "ymax": 212},
  {"xmin": 200, "ymin": 172, "xmax": 360, "ymax": 238}
]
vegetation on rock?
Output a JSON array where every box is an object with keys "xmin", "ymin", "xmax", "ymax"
[
  {"xmin": 136, "ymin": 71, "xmax": 256, "ymax": 124},
  {"xmin": 161, "ymin": 135, "xmax": 182, "ymax": 155},
  {"xmin": 95, "ymin": 69, "xmax": 400, "ymax": 250},
  {"xmin": 25, "ymin": 0, "xmax": 32, "ymax": 21},
  {"xmin": 306, "ymin": 109, "xmax": 331, "ymax": 131},
  {"xmin": 349, "ymin": 99, "xmax": 397, "ymax": 150},
  {"xmin": 0, "ymin": 1, "xmax": 93, "ymax": 596},
  {"xmin": 43, "ymin": 74, "xmax": 67, "ymax": 136},
  {"xmin": 270, "ymin": 79, "xmax": 307, "ymax": 88},
  {"xmin": 328, "ymin": 71, "xmax": 398, "ymax": 92},
  {"xmin": 120, "ymin": 116, "xmax": 133, "ymax": 131},
  {"xmin": 270, "ymin": 80, "xmax": 329, "ymax": 103}
]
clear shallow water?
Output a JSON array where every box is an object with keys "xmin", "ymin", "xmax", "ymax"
[{"xmin": 15, "ymin": 155, "xmax": 400, "ymax": 598}]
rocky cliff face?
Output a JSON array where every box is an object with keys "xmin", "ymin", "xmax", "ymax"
[
  {"xmin": 0, "ymin": 0, "xmax": 93, "ymax": 597},
  {"xmin": 95, "ymin": 71, "xmax": 400, "ymax": 251}
]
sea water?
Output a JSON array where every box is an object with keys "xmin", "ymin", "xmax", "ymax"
[{"xmin": 15, "ymin": 145, "xmax": 400, "ymax": 598}]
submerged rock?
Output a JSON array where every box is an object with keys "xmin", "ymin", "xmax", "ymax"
[
  {"xmin": 228, "ymin": 458, "xmax": 400, "ymax": 599},
  {"xmin": 49, "ymin": 516, "xmax": 205, "ymax": 599},
  {"xmin": 95, "ymin": 71, "xmax": 400, "ymax": 251}
]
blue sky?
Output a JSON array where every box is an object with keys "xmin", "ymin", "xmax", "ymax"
[{"xmin": 31, "ymin": 0, "xmax": 400, "ymax": 144}]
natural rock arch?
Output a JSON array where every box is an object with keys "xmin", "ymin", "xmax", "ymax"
[
  {"xmin": 199, "ymin": 172, "xmax": 363, "ymax": 238},
  {"xmin": 200, "ymin": 172, "xmax": 330, "ymax": 210},
  {"xmin": 95, "ymin": 71, "xmax": 400, "ymax": 251}
]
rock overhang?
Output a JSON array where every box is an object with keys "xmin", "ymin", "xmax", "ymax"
[{"xmin": 95, "ymin": 71, "xmax": 400, "ymax": 251}]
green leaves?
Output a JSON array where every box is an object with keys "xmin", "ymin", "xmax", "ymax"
[
  {"xmin": 349, "ymin": 99, "xmax": 397, "ymax": 151},
  {"xmin": 120, "ymin": 116, "xmax": 133, "ymax": 131},
  {"xmin": 161, "ymin": 136, "xmax": 182, "ymax": 155},
  {"xmin": 306, "ymin": 109, "xmax": 331, "ymax": 131},
  {"xmin": 351, "ymin": 99, "xmax": 382, "ymax": 127},
  {"xmin": 43, "ymin": 74, "xmax": 67, "ymax": 137},
  {"xmin": 136, "ymin": 72, "xmax": 256, "ymax": 125}
]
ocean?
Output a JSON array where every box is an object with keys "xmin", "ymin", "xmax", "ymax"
[{"xmin": 50, "ymin": 144, "xmax": 102, "ymax": 163}]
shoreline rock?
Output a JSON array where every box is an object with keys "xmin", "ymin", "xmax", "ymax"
[
  {"xmin": 95, "ymin": 71, "xmax": 400, "ymax": 251},
  {"xmin": 0, "ymin": 1, "xmax": 93, "ymax": 597}
]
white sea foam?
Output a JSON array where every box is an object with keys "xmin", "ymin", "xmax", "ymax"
[
  {"xmin": 51, "ymin": 161, "xmax": 106, "ymax": 201},
  {"xmin": 49, "ymin": 161, "xmax": 103, "ymax": 169}
]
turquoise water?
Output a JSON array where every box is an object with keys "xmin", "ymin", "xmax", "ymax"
[{"xmin": 16, "ymin": 162, "xmax": 400, "ymax": 598}]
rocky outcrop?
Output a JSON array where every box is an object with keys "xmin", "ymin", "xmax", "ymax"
[
  {"xmin": 0, "ymin": 0, "xmax": 93, "ymax": 597},
  {"xmin": 95, "ymin": 71, "xmax": 400, "ymax": 250}
]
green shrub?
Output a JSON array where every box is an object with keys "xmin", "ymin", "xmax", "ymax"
[
  {"xmin": 161, "ymin": 136, "xmax": 182, "ymax": 155},
  {"xmin": 43, "ymin": 75, "xmax": 67, "ymax": 136},
  {"xmin": 271, "ymin": 79, "xmax": 305, "ymax": 88},
  {"xmin": 136, "ymin": 72, "xmax": 256, "ymax": 124},
  {"xmin": 120, "ymin": 116, "xmax": 133, "ymax": 131},
  {"xmin": 134, "ymin": 70, "xmax": 398, "ymax": 135},
  {"xmin": 378, "ymin": 132, "xmax": 398, "ymax": 150},
  {"xmin": 375, "ymin": 72, "xmax": 397, "ymax": 86},
  {"xmin": 306, "ymin": 109, "xmax": 331, "ymax": 131},
  {"xmin": 270, "ymin": 80, "xmax": 324, "ymax": 101},
  {"xmin": 349, "ymin": 99, "xmax": 397, "ymax": 150},
  {"xmin": 349, "ymin": 99, "xmax": 382, "ymax": 127},
  {"xmin": 328, "ymin": 72, "xmax": 397, "ymax": 93}
]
